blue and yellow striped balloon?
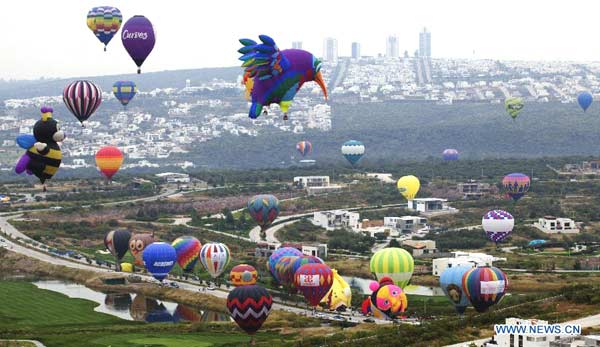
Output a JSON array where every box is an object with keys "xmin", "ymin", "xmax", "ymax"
[
  {"xmin": 370, "ymin": 247, "xmax": 414, "ymax": 288},
  {"xmin": 113, "ymin": 81, "xmax": 138, "ymax": 107}
]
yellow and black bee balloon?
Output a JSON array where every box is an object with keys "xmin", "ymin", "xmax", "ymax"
[{"xmin": 15, "ymin": 107, "xmax": 65, "ymax": 191}]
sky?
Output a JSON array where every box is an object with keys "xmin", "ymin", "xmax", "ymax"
[{"xmin": 2, "ymin": 0, "xmax": 600, "ymax": 80}]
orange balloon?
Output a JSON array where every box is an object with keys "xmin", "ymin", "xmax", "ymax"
[{"xmin": 95, "ymin": 146, "xmax": 124, "ymax": 179}]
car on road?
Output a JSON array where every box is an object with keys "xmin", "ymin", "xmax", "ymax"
[
  {"xmin": 330, "ymin": 315, "xmax": 346, "ymax": 322},
  {"xmin": 169, "ymin": 282, "xmax": 179, "ymax": 288},
  {"xmin": 206, "ymin": 286, "xmax": 216, "ymax": 291},
  {"xmin": 363, "ymin": 318, "xmax": 375, "ymax": 323},
  {"xmin": 314, "ymin": 313, "xmax": 327, "ymax": 319}
]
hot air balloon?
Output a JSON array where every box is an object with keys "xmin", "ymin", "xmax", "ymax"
[
  {"xmin": 227, "ymin": 285, "xmax": 272, "ymax": 339},
  {"xmin": 502, "ymin": 173, "xmax": 530, "ymax": 201},
  {"xmin": 247, "ymin": 195, "xmax": 280, "ymax": 234},
  {"xmin": 528, "ymin": 239, "xmax": 547, "ymax": 248},
  {"xmin": 174, "ymin": 304, "xmax": 202, "ymax": 322},
  {"xmin": 113, "ymin": 81, "xmax": 138, "ymax": 107},
  {"xmin": 296, "ymin": 141, "xmax": 313, "ymax": 157},
  {"xmin": 14, "ymin": 107, "xmax": 64, "ymax": 191},
  {"xmin": 341, "ymin": 140, "xmax": 365, "ymax": 166},
  {"xmin": 121, "ymin": 15, "xmax": 155, "ymax": 74},
  {"xmin": 505, "ymin": 97, "xmax": 524, "ymax": 120},
  {"xmin": 367, "ymin": 277, "xmax": 408, "ymax": 320},
  {"xmin": 321, "ymin": 269, "xmax": 352, "ymax": 311},
  {"xmin": 442, "ymin": 149, "xmax": 459, "ymax": 161},
  {"xmin": 397, "ymin": 175, "xmax": 420, "ymax": 201},
  {"xmin": 121, "ymin": 262, "xmax": 133, "ymax": 272},
  {"xmin": 129, "ymin": 233, "xmax": 155, "ymax": 266},
  {"xmin": 142, "ymin": 242, "xmax": 177, "ymax": 282},
  {"xmin": 482, "ymin": 210, "xmax": 514, "ymax": 244},
  {"xmin": 294, "ymin": 263, "xmax": 334, "ymax": 307},
  {"xmin": 171, "ymin": 236, "xmax": 201, "ymax": 273},
  {"xmin": 274, "ymin": 255, "xmax": 300, "ymax": 286},
  {"xmin": 238, "ymin": 35, "xmax": 327, "ymax": 120},
  {"xmin": 230, "ymin": 264, "xmax": 258, "ymax": 287},
  {"xmin": 462, "ymin": 266, "xmax": 508, "ymax": 313},
  {"xmin": 370, "ymin": 247, "xmax": 414, "ymax": 289},
  {"xmin": 199, "ymin": 243, "xmax": 231, "ymax": 278},
  {"xmin": 440, "ymin": 266, "xmax": 471, "ymax": 314},
  {"xmin": 577, "ymin": 91, "xmax": 593, "ymax": 112},
  {"xmin": 63, "ymin": 80, "xmax": 102, "ymax": 126},
  {"xmin": 95, "ymin": 146, "xmax": 124, "ymax": 180},
  {"xmin": 87, "ymin": 6, "xmax": 122, "ymax": 51},
  {"xmin": 268, "ymin": 247, "xmax": 303, "ymax": 279},
  {"xmin": 104, "ymin": 229, "xmax": 131, "ymax": 271}
]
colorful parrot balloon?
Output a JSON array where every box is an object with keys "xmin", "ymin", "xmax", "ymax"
[
  {"xmin": 440, "ymin": 265, "xmax": 472, "ymax": 314},
  {"xmin": 238, "ymin": 35, "xmax": 328, "ymax": 120},
  {"xmin": 294, "ymin": 263, "xmax": 334, "ymax": 306},
  {"xmin": 268, "ymin": 247, "xmax": 303, "ymax": 279},
  {"xmin": 502, "ymin": 173, "xmax": 530, "ymax": 201},
  {"xmin": 370, "ymin": 247, "xmax": 414, "ymax": 289},
  {"xmin": 227, "ymin": 285, "xmax": 272, "ymax": 336},
  {"xmin": 505, "ymin": 97, "xmax": 524, "ymax": 120},
  {"xmin": 321, "ymin": 269, "xmax": 352, "ymax": 311},
  {"xmin": 87, "ymin": 6, "xmax": 122, "ymax": 51},
  {"xmin": 296, "ymin": 141, "xmax": 313, "ymax": 157},
  {"xmin": 367, "ymin": 277, "xmax": 408, "ymax": 320},
  {"xmin": 443, "ymin": 149, "xmax": 459, "ymax": 161},
  {"xmin": 104, "ymin": 229, "xmax": 131, "ymax": 268},
  {"xmin": 462, "ymin": 266, "xmax": 508, "ymax": 313},
  {"xmin": 482, "ymin": 210, "xmax": 514, "ymax": 244},
  {"xmin": 171, "ymin": 236, "xmax": 201, "ymax": 273},
  {"xmin": 113, "ymin": 81, "xmax": 138, "ymax": 107},
  {"xmin": 121, "ymin": 15, "xmax": 155, "ymax": 74},
  {"xmin": 397, "ymin": 175, "xmax": 420, "ymax": 201},
  {"xmin": 63, "ymin": 80, "xmax": 102, "ymax": 126},
  {"xmin": 341, "ymin": 140, "xmax": 365, "ymax": 166},
  {"xmin": 142, "ymin": 242, "xmax": 177, "ymax": 282},
  {"xmin": 129, "ymin": 233, "xmax": 155, "ymax": 266},
  {"xmin": 577, "ymin": 91, "xmax": 593, "ymax": 112},
  {"xmin": 95, "ymin": 146, "xmax": 124, "ymax": 180},
  {"xmin": 230, "ymin": 264, "xmax": 258, "ymax": 287},
  {"xmin": 247, "ymin": 194, "xmax": 280, "ymax": 231},
  {"xmin": 199, "ymin": 242, "xmax": 231, "ymax": 278}
]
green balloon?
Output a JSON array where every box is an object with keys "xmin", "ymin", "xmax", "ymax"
[{"xmin": 505, "ymin": 97, "xmax": 524, "ymax": 120}]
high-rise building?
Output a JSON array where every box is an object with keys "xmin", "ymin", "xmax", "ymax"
[
  {"xmin": 419, "ymin": 27, "xmax": 431, "ymax": 57},
  {"xmin": 323, "ymin": 38, "xmax": 338, "ymax": 62},
  {"xmin": 292, "ymin": 41, "xmax": 303, "ymax": 49},
  {"xmin": 351, "ymin": 42, "xmax": 361, "ymax": 59},
  {"xmin": 386, "ymin": 36, "xmax": 399, "ymax": 58}
]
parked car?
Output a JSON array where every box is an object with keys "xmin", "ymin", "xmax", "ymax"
[
  {"xmin": 363, "ymin": 318, "xmax": 375, "ymax": 323},
  {"xmin": 169, "ymin": 282, "xmax": 179, "ymax": 288}
]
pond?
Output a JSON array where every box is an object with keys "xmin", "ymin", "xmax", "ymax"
[
  {"xmin": 342, "ymin": 276, "xmax": 445, "ymax": 296},
  {"xmin": 33, "ymin": 280, "xmax": 231, "ymax": 323}
]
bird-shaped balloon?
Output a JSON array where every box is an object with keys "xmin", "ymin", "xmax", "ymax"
[{"xmin": 238, "ymin": 35, "xmax": 328, "ymax": 120}]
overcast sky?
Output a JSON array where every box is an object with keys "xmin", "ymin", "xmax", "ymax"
[{"xmin": 3, "ymin": 0, "xmax": 599, "ymax": 79}]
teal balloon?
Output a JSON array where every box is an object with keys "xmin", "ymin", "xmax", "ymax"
[{"xmin": 439, "ymin": 266, "xmax": 471, "ymax": 314}]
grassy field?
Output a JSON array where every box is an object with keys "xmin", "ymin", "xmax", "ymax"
[{"xmin": 41, "ymin": 333, "xmax": 264, "ymax": 347}]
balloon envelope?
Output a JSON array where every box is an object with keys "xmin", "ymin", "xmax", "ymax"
[
  {"xmin": 142, "ymin": 242, "xmax": 177, "ymax": 282},
  {"xmin": 230, "ymin": 264, "xmax": 258, "ymax": 287},
  {"xmin": 462, "ymin": 266, "xmax": 508, "ymax": 313},
  {"xmin": 321, "ymin": 269, "xmax": 352, "ymax": 311},
  {"xmin": 370, "ymin": 247, "xmax": 414, "ymax": 288},
  {"xmin": 247, "ymin": 194, "xmax": 280, "ymax": 229},
  {"xmin": 577, "ymin": 92, "xmax": 593, "ymax": 111},
  {"xmin": 502, "ymin": 173, "xmax": 530, "ymax": 201},
  {"xmin": 440, "ymin": 266, "xmax": 471, "ymax": 314},
  {"xmin": 104, "ymin": 229, "xmax": 131, "ymax": 261},
  {"xmin": 129, "ymin": 233, "xmax": 155, "ymax": 266},
  {"xmin": 369, "ymin": 278, "xmax": 407, "ymax": 319},
  {"xmin": 171, "ymin": 236, "xmax": 201, "ymax": 273},
  {"xmin": 199, "ymin": 243, "xmax": 231, "ymax": 278},
  {"xmin": 95, "ymin": 146, "xmax": 124, "ymax": 180},
  {"xmin": 121, "ymin": 15, "xmax": 156, "ymax": 73},
  {"xmin": 294, "ymin": 263, "xmax": 334, "ymax": 306},
  {"xmin": 341, "ymin": 140, "xmax": 365, "ymax": 165},
  {"xmin": 296, "ymin": 141, "xmax": 313, "ymax": 157},
  {"xmin": 63, "ymin": 80, "xmax": 102, "ymax": 124},
  {"xmin": 87, "ymin": 6, "xmax": 122, "ymax": 49},
  {"xmin": 268, "ymin": 247, "xmax": 303, "ymax": 279},
  {"xmin": 397, "ymin": 175, "xmax": 420, "ymax": 201},
  {"xmin": 227, "ymin": 285, "xmax": 272, "ymax": 335},
  {"xmin": 442, "ymin": 149, "xmax": 459, "ymax": 161},
  {"xmin": 482, "ymin": 210, "xmax": 514, "ymax": 243},
  {"xmin": 505, "ymin": 97, "xmax": 524, "ymax": 119},
  {"xmin": 113, "ymin": 81, "xmax": 138, "ymax": 106}
]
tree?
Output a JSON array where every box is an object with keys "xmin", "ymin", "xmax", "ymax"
[{"xmin": 388, "ymin": 238, "xmax": 401, "ymax": 248}]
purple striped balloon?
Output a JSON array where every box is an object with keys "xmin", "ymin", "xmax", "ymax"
[{"xmin": 63, "ymin": 80, "xmax": 102, "ymax": 126}]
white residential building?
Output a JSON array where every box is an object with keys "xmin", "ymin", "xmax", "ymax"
[
  {"xmin": 293, "ymin": 176, "xmax": 342, "ymax": 195},
  {"xmin": 402, "ymin": 239, "xmax": 437, "ymax": 257},
  {"xmin": 432, "ymin": 251, "xmax": 506, "ymax": 276},
  {"xmin": 155, "ymin": 172, "xmax": 191, "ymax": 183},
  {"xmin": 384, "ymin": 216, "xmax": 428, "ymax": 233},
  {"xmin": 534, "ymin": 216, "xmax": 580, "ymax": 234},
  {"xmin": 485, "ymin": 318, "xmax": 579, "ymax": 347},
  {"xmin": 551, "ymin": 335, "xmax": 600, "ymax": 347},
  {"xmin": 408, "ymin": 198, "xmax": 458, "ymax": 215},
  {"xmin": 302, "ymin": 244, "xmax": 328, "ymax": 259},
  {"xmin": 313, "ymin": 210, "xmax": 360, "ymax": 231}
]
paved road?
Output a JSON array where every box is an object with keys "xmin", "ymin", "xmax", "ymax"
[{"xmin": 0, "ymin": 340, "xmax": 46, "ymax": 347}]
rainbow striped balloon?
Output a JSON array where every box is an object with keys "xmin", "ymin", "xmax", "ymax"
[
  {"xmin": 87, "ymin": 6, "xmax": 122, "ymax": 50},
  {"xmin": 172, "ymin": 236, "xmax": 201, "ymax": 273},
  {"xmin": 95, "ymin": 146, "xmax": 124, "ymax": 180},
  {"xmin": 63, "ymin": 80, "xmax": 102, "ymax": 125},
  {"xmin": 199, "ymin": 243, "xmax": 231, "ymax": 278},
  {"xmin": 462, "ymin": 266, "xmax": 508, "ymax": 313},
  {"xmin": 370, "ymin": 247, "xmax": 414, "ymax": 288}
]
